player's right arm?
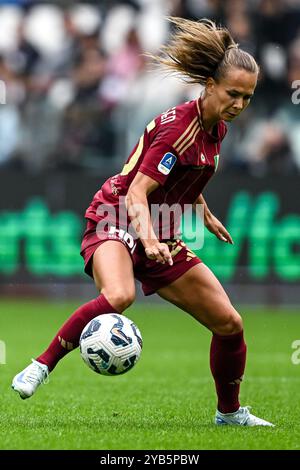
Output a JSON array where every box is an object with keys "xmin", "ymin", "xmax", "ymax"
[{"xmin": 126, "ymin": 172, "xmax": 173, "ymax": 266}]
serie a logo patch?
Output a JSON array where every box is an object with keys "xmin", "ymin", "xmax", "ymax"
[{"xmin": 158, "ymin": 152, "xmax": 177, "ymax": 175}]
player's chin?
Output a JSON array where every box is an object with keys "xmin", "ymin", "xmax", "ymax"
[{"xmin": 223, "ymin": 112, "xmax": 238, "ymax": 121}]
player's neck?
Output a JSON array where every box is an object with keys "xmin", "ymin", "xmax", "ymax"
[{"xmin": 199, "ymin": 96, "xmax": 219, "ymax": 134}]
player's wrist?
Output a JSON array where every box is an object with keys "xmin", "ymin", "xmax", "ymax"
[
  {"xmin": 143, "ymin": 238, "xmax": 160, "ymax": 250},
  {"xmin": 204, "ymin": 210, "xmax": 211, "ymax": 225}
]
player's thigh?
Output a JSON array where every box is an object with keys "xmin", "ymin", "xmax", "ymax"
[
  {"xmin": 92, "ymin": 240, "xmax": 136, "ymax": 311},
  {"xmin": 157, "ymin": 263, "xmax": 242, "ymax": 334}
]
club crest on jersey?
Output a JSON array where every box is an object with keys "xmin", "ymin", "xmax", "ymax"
[{"xmin": 158, "ymin": 152, "xmax": 177, "ymax": 175}]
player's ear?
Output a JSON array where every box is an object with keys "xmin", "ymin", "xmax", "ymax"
[{"xmin": 205, "ymin": 77, "xmax": 216, "ymax": 96}]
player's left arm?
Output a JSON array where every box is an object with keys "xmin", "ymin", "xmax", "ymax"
[{"xmin": 193, "ymin": 194, "xmax": 234, "ymax": 244}]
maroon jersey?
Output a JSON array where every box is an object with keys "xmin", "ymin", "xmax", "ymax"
[{"xmin": 85, "ymin": 98, "xmax": 227, "ymax": 239}]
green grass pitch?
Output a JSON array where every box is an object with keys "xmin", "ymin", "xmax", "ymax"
[{"xmin": 0, "ymin": 299, "xmax": 299, "ymax": 450}]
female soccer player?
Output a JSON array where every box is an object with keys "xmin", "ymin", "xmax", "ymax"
[{"xmin": 12, "ymin": 18, "xmax": 273, "ymax": 426}]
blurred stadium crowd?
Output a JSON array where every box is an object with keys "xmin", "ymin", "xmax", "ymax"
[{"xmin": 0, "ymin": 0, "xmax": 299, "ymax": 176}]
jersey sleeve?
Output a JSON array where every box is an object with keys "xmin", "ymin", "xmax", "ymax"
[{"xmin": 138, "ymin": 136, "xmax": 179, "ymax": 186}]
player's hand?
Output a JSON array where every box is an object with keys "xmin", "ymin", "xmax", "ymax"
[
  {"xmin": 205, "ymin": 214, "xmax": 234, "ymax": 244},
  {"xmin": 145, "ymin": 242, "xmax": 173, "ymax": 265}
]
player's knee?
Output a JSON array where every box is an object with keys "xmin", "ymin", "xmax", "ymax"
[
  {"xmin": 103, "ymin": 288, "xmax": 135, "ymax": 312},
  {"xmin": 214, "ymin": 313, "xmax": 243, "ymax": 335}
]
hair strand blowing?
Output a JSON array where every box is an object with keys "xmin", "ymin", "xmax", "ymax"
[{"xmin": 152, "ymin": 17, "xmax": 259, "ymax": 84}]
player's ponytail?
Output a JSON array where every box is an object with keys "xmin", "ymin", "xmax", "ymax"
[{"xmin": 153, "ymin": 17, "xmax": 259, "ymax": 84}]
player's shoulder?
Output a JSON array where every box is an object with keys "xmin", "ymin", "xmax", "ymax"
[
  {"xmin": 153, "ymin": 99, "xmax": 200, "ymax": 145},
  {"xmin": 158, "ymin": 99, "xmax": 198, "ymax": 127}
]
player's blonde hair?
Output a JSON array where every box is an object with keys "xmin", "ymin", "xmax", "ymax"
[{"xmin": 153, "ymin": 17, "xmax": 259, "ymax": 84}]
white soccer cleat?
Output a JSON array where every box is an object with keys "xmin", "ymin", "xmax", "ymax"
[
  {"xmin": 12, "ymin": 359, "xmax": 49, "ymax": 399},
  {"xmin": 215, "ymin": 406, "xmax": 275, "ymax": 427}
]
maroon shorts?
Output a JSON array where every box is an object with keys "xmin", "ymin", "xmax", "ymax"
[{"xmin": 80, "ymin": 219, "xmax": 202, "ymax": 296}]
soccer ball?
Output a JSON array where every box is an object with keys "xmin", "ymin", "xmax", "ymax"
[{"xmin": 79, "ymin": 313, "xmax": 143, "ymax": 376}]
